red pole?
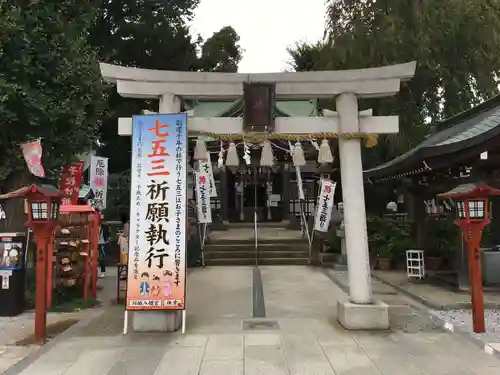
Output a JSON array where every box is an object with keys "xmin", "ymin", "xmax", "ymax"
[
  {"xmin": 91, "ymin": 212, "xmax": 99, "ymax": 299},
  {"xmin": 34, "ymin": 225, "xmax": 51, "ymax": 342},
  {"xmin": 83, "ymin": 228, "xmax": 89, "ymax": 301},
  {"xmin": 466, "ymin": 225, "xmax": 485, "ymax": 333},
  {"xmin": 46, "ymin": 236, "xmax": 54, "ymax": 308}
]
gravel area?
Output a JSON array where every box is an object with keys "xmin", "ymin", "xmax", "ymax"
[{"xmin": 432, "ymin": 309, "xmax": 500, "ymax": 343}]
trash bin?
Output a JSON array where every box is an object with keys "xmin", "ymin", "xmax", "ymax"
[{"xmin": 0, "ymin": 232, "xmax": 26, "ymax": 316}]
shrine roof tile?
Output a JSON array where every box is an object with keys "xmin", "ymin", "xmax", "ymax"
[{"xmin": 365, "ymin": 94, "xmax": 500, "ymax": 181}]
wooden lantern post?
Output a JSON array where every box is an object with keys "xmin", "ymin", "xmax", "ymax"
[
  {"xmin": 0, "ymin": 184, "xmax": 63, "ymax": 342},
  {"xmin": 438, "ymin": 183, "xmax": 500, "ymax": 333}
]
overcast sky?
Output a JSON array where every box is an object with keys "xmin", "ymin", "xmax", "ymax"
[{"xmin": 189, "ymin": 0, "xmax": 326, "ymax": 73}]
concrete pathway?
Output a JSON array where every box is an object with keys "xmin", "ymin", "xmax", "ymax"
[
  {"xmin": 0, "ymin": 268, "xmax": 118, "ymax": 374},
  {"xmin": 5, "ymin": 266, "xmax": 500, "ymax": 375}
]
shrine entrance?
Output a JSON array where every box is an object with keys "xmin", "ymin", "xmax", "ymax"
[
  {"xmin": 227, "ymin": 166, "xmax": 285, "ymax": 223},
  {"xmin": 101, "ymin": 61, "xmax": 417, "ymax": 333}
]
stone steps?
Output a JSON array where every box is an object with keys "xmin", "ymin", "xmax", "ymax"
[
  {"xmin": 204, "ymin": 257, "xmax": 309, "ymax": 266},
  {"xmin": 203, "ymin": 242, "xmax": 310, "ymax": 266},
  {"xmin": 204, "ymin": 249, "xmax": 309, "ymax": 260},
  {"xmin": 204, "ymin": 243, "xmax": 309, "ymax": 251},
  {"xmin": 202, "ymin": 226, "xmax": 309, "ymax": 266}
]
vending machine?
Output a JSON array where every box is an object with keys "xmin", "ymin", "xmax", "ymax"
[{"xmin": 0, "ymin": 232, "xmax": 27, "ymax": 316}]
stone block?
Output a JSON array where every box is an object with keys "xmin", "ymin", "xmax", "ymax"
[
  {"xmin": 132, "ymin": 311, "xmax": 181, "ymax": 332},
  {"xmin": 337, "ymin": 299, "xmax": 389, "ymax": 330}
]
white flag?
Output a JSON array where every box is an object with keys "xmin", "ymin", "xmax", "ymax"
[
  {"xmin": 195, "ymin": 169, "xmax": 212, "ymax": 224},
  {"xmin": 314, "ymin": 180, "xmax": 336, "ymax": 233},
  {"xmin": 199, "ymin": 160, "xmax": 217, "ymax": 197},
  {"xmin": 89, "ymin": 156, "xmax": 109, "ymax": 210}
]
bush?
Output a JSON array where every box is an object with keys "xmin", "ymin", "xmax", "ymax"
[
  {"xmin": 367, "ymin": 216, "xmax": 414, "ymax": 259},
  {"xmin": 424, "ymin": 219, "xmax": 460, "ymax": 257},
  {"xmin": 326, "ymin": 230, "xmax": 342, "ymax": 253}
]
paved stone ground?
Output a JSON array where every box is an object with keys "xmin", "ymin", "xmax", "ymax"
[
  {"xmin": 374, "ymin": 271, "xmax": 500, "ymax": 308},
  {"xmin": 5, "ymin": 266, "xmax": 500, "ymax": 375},
  {"xmin": 0, "ymin": 268, "xmax": 117, "ymax": 374}
]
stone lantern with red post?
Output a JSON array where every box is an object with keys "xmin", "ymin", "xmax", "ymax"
[
  {"xmin": 438, "ymin": 183, "xmax": 500, "ymax": 333},
  {"xmin": 0, "ymin": 184, "xmax": 62, "ymax": 341}
]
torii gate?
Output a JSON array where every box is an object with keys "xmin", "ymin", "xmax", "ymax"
[{"xmin": 101, "ymin": 62, "xmax": 416, "ymax": 332}]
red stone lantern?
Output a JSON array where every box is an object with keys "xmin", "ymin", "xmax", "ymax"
[
  {"xmin": 0, "ymin": 184, "xmax": 62, "ymax": 341},
  {"xmin": 438, "ymin": 183, "xmax": 500, "ymax": 333}
]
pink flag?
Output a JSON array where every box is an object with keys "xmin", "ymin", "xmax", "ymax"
[{"xmin": 20, "ymin": 139, "xmax": 45, "ymax": 177}]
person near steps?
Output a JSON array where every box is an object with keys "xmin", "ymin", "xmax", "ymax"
[
  {"xmin": 98, "ymin": 213, "xmax": 110, "ymax": 278},
  {"xmin": 118, "ymin": 213, "xmax": 130, "ymax": 280}
]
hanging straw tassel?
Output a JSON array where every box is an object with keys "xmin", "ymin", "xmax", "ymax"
[
  {"xmin": 194, "ymin": 138, "xmax": 208, "ymax": 160},
  {"xmin": 318, "ymin": 139, "xmax": 334, "ymax": 164},
  {"xmin": 260, "ymin": 140, "xmax": 274, "ymax": 167},
  {"xmin": 225, "ymin": 142, "xmax": 239, "ymax": 167},
  {"xmin": 292, "ymin": 142, "xmax": 306, "ymax": 166}
]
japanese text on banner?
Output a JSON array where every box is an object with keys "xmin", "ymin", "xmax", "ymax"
[
  {"xmin": 199, "ymin": 160, "xmax": 217, "ymax": 197},
  {"xmin": 195, "ymin": 168, "xmax": 212, "ymax": 224},
  {"xmin": 59, "ymin": 162, "xmax": 84, "ymax": 205},
  {"xmin": 126, "ymin": 114, "xmax": 187, "ymax": 311},
  {"xmin": 313, "ymin": 180, "xmax": 336, "ymax": 233},
  {"xmin": 89, "ymin": 156, "xmax": 108, "ymax": 209}
]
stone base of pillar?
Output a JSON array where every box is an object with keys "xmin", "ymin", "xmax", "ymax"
[
  {"xmin": 132, "ymin": 311, "xmax": 182, "ymax": 332},
  {"xmin": 337, "ymin": 299, "xmax": 389, "ymax": 330}
]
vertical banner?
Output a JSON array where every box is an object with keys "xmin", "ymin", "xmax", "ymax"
[
  {"xmin": 313, "ymin": 180, "xmax": 336, "ymax": 233},
  {"xmin": 59, "ymin": 162, "xmax": 84, "ymax": 205},
  {"xmin": 20, "ymin": 139, "xmax": 45, "ymax": 177},
  {"xmin": 195, "ymin": 168, "xmax": 212, "ymax": 223},
  {"xmin": 89, "ymin": 156, "xmax": 109, "ymax": 210},
  {"xmin": 127, "ymin": 113, "xmax": 187, "ymax": 311},
  {"xmin": 199, "ymin": 160, "xmax": 217, "ymax": 197}
]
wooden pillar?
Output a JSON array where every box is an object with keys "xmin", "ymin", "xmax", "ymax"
[
  {"xmin": 220, "ymin": 167, "xmax": 229, "ymax": 222},
  {"xmin": 408, "ymin": 189, "xmax": 426, "ymax": 249},
  {"xmin": 282, "ymin": 163, "xmax": 290, "ymax": 221}
]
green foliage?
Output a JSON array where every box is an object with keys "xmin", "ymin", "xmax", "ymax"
[
  {"xmin": 424, "ymin": 219, "xmax": 460, "ymax": 257},
  {"xmin": 48, "ymin": 285, "xmax": 100, "ymax": 312},
  {"xmin": 92, "ymin": 1, "xmax": 243, "ymax": 174},
  {"xmin": 105, "ymin": 170, "xmax": 131, "ymax": 219},
  {"xmin": 199, "ymin": 26, "xmax": 242, "ymax": 73},
  {"xmin": 288, "ymin": 0, "xmax": 500, "ymax": 165},
  {"xmin": 326, "ymin": 231, "xmax": 342, "ymax": 253},
  {"xmin": 0, "ymin": 1, "xmax": 106, "ymax": 180},
  {"xmin": 367, "ymin": 216, "xmax": 414, "ymax": 259}
]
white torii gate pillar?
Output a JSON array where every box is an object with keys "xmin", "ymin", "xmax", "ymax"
[{"xmin": 101, "ymin": 61, "xmax": 416, "ymax": 332}]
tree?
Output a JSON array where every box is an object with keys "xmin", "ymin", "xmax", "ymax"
[
  {"xmin": 89, "ymin": 1, "xmax": 242, "ymax": 217},
  {"xmin": 199, "ymin": 26, "xmax": 242, "ymax": 72},
  {"xmin": 91, "ymin": 1, "xmax": 243, "ymax": 175},
  {"xmin": 288, "ymin": 0, "xmax": 500, "ymax": 164},
  {"xmin": 0, "ymin": 1, "xmax": 106, "ymax": 230}
]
